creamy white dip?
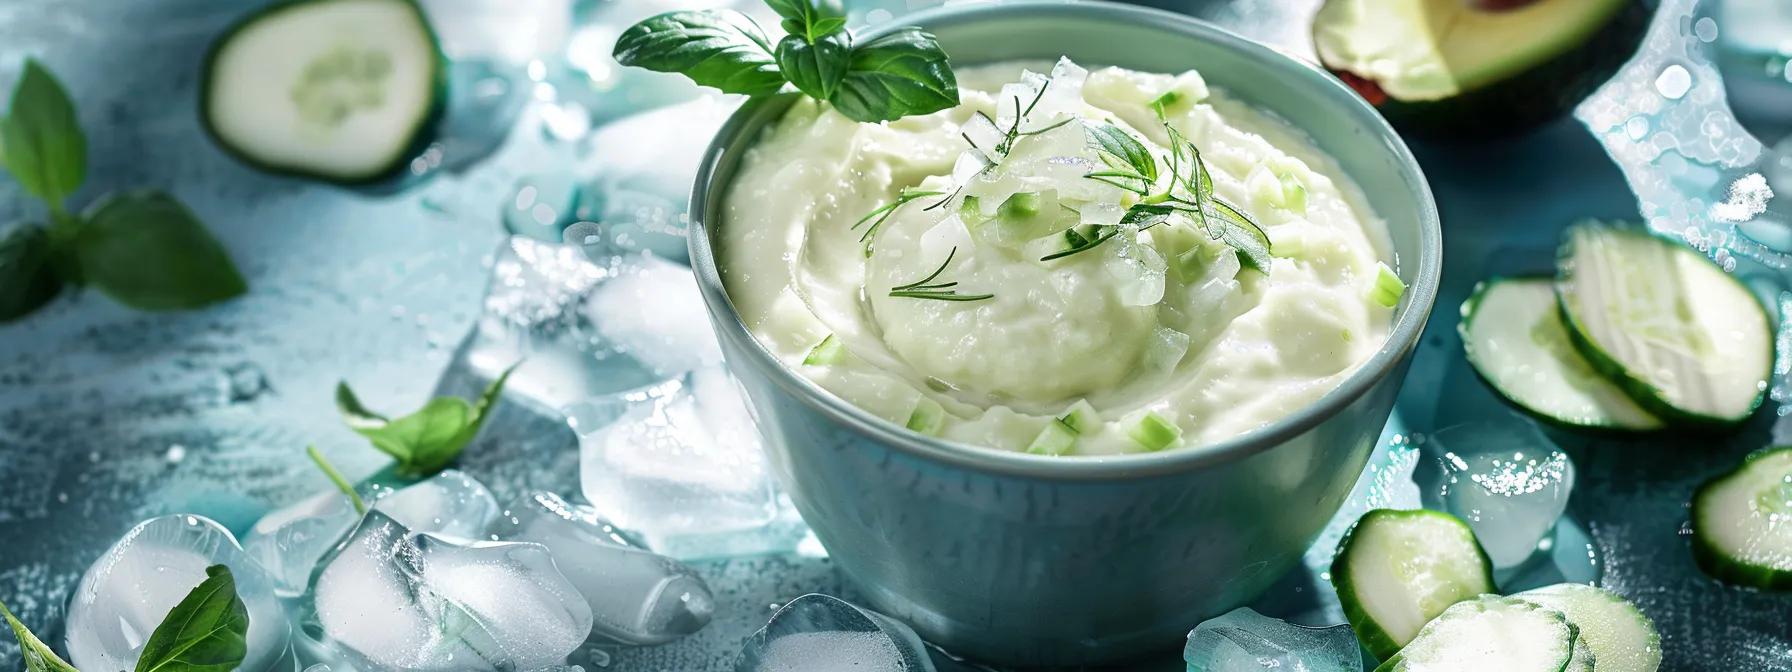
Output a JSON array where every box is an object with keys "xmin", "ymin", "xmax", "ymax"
[{"xmin": 720, "ymin": 59, "xmax": 1395, "ymax": 455}]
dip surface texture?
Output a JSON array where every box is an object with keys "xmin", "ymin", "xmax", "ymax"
[{"xmin": 719, "ymin": 59, "xmax": 1394, "ymax": 455}]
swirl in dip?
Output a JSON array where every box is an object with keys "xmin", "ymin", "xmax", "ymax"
[{"xmin": 719, "ymin": 59, "xmax": 1397, "ymax": 455}]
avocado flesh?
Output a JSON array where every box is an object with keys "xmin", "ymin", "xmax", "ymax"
[{"xmin": 1315, "ymin": 0, "xmax": 1633, "ymax": 102}]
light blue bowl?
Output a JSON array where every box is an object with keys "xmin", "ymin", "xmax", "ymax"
[{"xmin": 687, "ymin": 1, "xmax": 1442, "ymax": 665}]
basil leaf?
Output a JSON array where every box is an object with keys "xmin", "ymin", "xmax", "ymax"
[
  {"xmin": 1086, "ymin": 124, "xmax": 1156, "ymax": 182},
  {"xmin": 135, "ymin": 564, "xmax": 250, "ymax": 672},
  {"xmin": 336, "ymin": 364, "xmax": 516, "ymax": 477},
  {"xmin": 1, "ymin": 598, "xmax": 78, "ymax": 672},
  {"xmin": 776, "ymin": 32, "xmax": 851, "ymax": 100},
  {"xmin": 613, "ymin": 11, "xmax": 788, "ymax": 97},
  {"xmin": 0, "ymin": 223, "xmax": 62, "ymax": 322},
  {"xmin": 765, "ymin": 0, "xmax": 845, "ymax": 40},
  {"xmin": 75, "ymin": 191, "xmax": 246, "ymax": 311},
  {"xmin": 828, "ymin": 27, "xmax": 958, "ymax": 123},
  {"xmin": 0, "ymin": 60, "xmax": 86, "ymax": 207}
]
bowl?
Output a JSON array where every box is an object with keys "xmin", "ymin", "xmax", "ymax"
[{"xmin": 685, "ymin": 1, "xmax": 1442, "ymax": 665}]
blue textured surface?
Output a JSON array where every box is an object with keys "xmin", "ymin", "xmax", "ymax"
[{"xmin": 1, "ymin": 0, "xmax": 1790, "ymax": 670}]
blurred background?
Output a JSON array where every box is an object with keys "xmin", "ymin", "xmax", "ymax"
[{"xmin": 1, "ymin": 0, "xmax": 1790, "ymax": 670}]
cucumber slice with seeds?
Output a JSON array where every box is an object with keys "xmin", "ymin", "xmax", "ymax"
[
  {"xmin": 1331, "ymin": 509, "xmax": 1496, "ymax": 660},
  {"xmin": 1517, "ymin": 583, "xmax": 1662, "ymax": 672},
  {"xmin": 1692, "ymin": 446, "xmax": 1792, "ymax": 590},
  {"xmin": 1373, "ymin": 595, "xmax": 1581, "ymax": 672},
  {"xmin": 1555, "ymin": 221, "xmax": 1773, "ymax": 427},
  {"xmin": 1460, "ymin": 277, "xmax": 1663, "ymax": 431},
  {"xmin": 202, "ymin": 0, "xmax": 445, "ymax": 183}
]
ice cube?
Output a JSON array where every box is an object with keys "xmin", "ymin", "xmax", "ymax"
[
  {"xmin": 492, "ymin": 490, "xmax": 716, "ymax": 644},
  {"xmin": 399, "ymin": 533, "xmax": 595, "ymax": 670},
  {"xmin": 1576, "ymin": 0, "xmax": 1792, "ymax": 270},
  {"xmin": 244, "ymin": 490, "xmax": 363, "ymax": 597},
  {"xmin": 245, "ymin": 470, "xmax": 500, "ymax": 596},
  {"xmin": 307, "ymin": 511, "xmax": 593, "ymax": 671},
  {"xmin": 573, "ymin": 368, "xmax": 784, "ymax": 558},
  {"xmin": 454, "ymin": 236, "xmax": 665, "ymax": 411},
  {"xmin": 375, "ymin": 469, "xmax": 502, "ymax": 542},
  {"xmin": 735, "ymin": 594, "xmax": 936, "ymax": 672},
  {"xmin": 1184, "ymin": 607, "xmax": 1362, "ymax": 672},
  {"xmin": 580, "ymin": 252, "xmax": 724, "ymax": 376},
  {"xmin": 65, "ymin": 514, "xmax": 290, "ymax": 672},
  {"xmin": 505, "ymin": 172, "xmax": 583, "ymax": 243},
  {"xmin": 308, "ymin": 512, "xmax": 490, "ymax": 671},
  {"xmin": 563, "ymin": 97, "xmax": 738, "ymax": 263},
  {"xmin": 1415, "ymin": 422, "xmax": 1575, "ymax": 570}
]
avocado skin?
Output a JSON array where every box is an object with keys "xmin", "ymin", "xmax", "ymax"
[{"xmin": 1328, "ymin": 0, "xmax": 1655, "ymax": 141}]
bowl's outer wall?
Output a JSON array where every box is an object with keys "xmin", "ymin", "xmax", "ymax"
[{"xmin": 689, "ymin": 2, "xmax": 1438, "ymax": 665}]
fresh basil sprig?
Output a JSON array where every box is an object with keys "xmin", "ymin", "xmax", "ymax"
[
  {"xmin": 2, "ymin": 565, "xmax": 249, "ymax": 672},
  {"xmin": 614, "ymin": 0, "xmax": 958, "ymax": 123},
  {"xmin": 0, "ymin": 60, "xmax": 245, "ymax": 323},
  {"xmin": 335, "ymin": 364, "xmax": 517, "ymax": 477}
]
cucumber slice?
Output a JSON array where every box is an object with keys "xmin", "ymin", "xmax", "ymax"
[
  {"xmin": 202, "ymin": 0, "xmax": 445, "ymax": 183},
  {"xmin": 1517, "ymin": 583, "xmax": 1662, "ymax": 672},
  {"xmin": 1331, "ymin": 509, "xmax": 1496, "ymax": 660},
  {"xmin": 1459, "ymin": 278, "xmax": 1663, "ymax": 431},
  {"xmin": 1373, "ymin": 595, "xmax": 1581, "ymax": 672},
  {"xmin": 1691, "ymin": 446, "xmax": 1792, "ymax": 590},
  {"xmin": 1555, "ymin": 222, "xmax": 1774, "ymax": 427}
]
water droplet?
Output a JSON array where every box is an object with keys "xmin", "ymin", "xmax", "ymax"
[
  {"xmin": 1625, "ymin": 116, "xmax": 1650, "ymax": 140},
  {"xmin": 1695, "ymin": 17, "xmax": 1718, "ymax": 42},
  {"xmin": 1655, "ymin": 64, "xmax": 1692, "ymax": 99},
  {"xmin": 165, "ymin": 444, "xmax": 187, "ymax": 464}
]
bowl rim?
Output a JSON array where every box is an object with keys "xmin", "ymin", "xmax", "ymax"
[{"xmin": 685, "ymin": 0, "xmax": 1442, "ymax": 481}]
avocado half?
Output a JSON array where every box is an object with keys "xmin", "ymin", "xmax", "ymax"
[{"xmin": 1312, "ymin": 0, "xmax": 1653, "ymax": 138}]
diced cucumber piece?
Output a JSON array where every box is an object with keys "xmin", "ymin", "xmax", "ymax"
[
  {"xmin": 1555, "ymin": 221, "xmax": 1773, "ymax": 427},
  {"xmin": 1459, "ymin": 278, "xmax": 1663, "ymax": 431},
  {"xmin": 958, "ymin": 195, "xmax": 984, "ymax": 222},
  {"xmin": 202, "ymin": 0, "xmax": 445, "ymax": 183},
  {"xmin": 1331, "ymin": 509, "xmax": 1496, "ymax": 660},
  {"xmin": 802, "ymin": 334, "xmax": 845, "ymax": 366},
  {"xmin": 976, "ymin": 190, "xmax": 1064, "ymax": 247},
  {"xmin": 1026, "ymin": 419, "xmax": 1078, "ymax": 456},
  {"xmin": 905, "ymin": 397, "xmax": 946, "ymax": 436},
  {"xmin": 1369, "ymin": 261, "xmax": 1406, "ymax": 308},
  {"xmin": 1691, "ymin": 446, "xmax": 1792, "ymax": 590},
  {"xmin": 1245, "ymin": 164, "xmax": 1308, "ymax": 214},
  {"xmin": 1374, "ymin": 596, "xmax": 1581, "ymax": 672},
  {"xmin": 1059, "ymin": 400, "xmax": 1098, "ymax": 434},
  {"xmin": 1126, "ymin": 411, "xmax": 1181, "ymax": 451},
  {"xmin": 1516, "ymin": 584, "xmax": 1662, "ymax": 672}
]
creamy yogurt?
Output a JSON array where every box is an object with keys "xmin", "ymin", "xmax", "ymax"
[{"xmin": 719, "ymin": 59, "xmax": 1395, "ymax": 455}]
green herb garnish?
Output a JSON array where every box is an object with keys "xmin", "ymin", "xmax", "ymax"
[
  {"xmin": 1068, "ymin": 117, "xmax": 1273, "ymax": 270},
  {"xmin": 132, "ymin": 565, "xmax": 250, "ymax": 672},
  {"xmin": 335, "ymin": 363, "xmax": 517, "ymax": 477},
  {"xmin": 3, "ymin": 565, "xmax": 251, "ymax": 672},
  {"xmin": 968, "ymin": 80, "xmax": 1072, "ymax": 167},
  {"xmin": 1, "ymin": 597, "xmax": 77, "ymax": 672},
  {"xmin": 306, "ymin": 444, "xmax": 367, "ymax": 514},
  {"xmin": 615, "ymin": 0, "xmax": 957, "ymax": 123},
  {"xmin": 888, "ymin": 247, "xmax": 993, "ymax": 302},
  {"xmin": 853, "ymin": 187, "xmax": 943, "ymax": 256},
  {"xmin": 0, "ymin": 60, "xmax": 244, "ymax": 322}
]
